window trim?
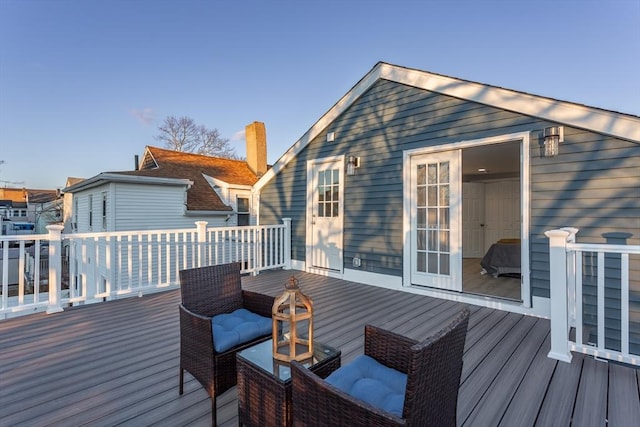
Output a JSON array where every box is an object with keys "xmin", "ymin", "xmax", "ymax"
[{"xmin": 237, "ymin": 196, "xmax": 250, "ymax": 226}]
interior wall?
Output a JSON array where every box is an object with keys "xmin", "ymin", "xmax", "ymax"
[{"xmin": 462, "ymin": 178, "xmax": 521, "ymax": 256}]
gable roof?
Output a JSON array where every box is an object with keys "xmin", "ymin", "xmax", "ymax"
[
  {"xmin": 26, "ymin": 189, "xmax": 59, "ymax": 204},
  {"xmin": 118, "ymin": 146, "xmax": 259, "ymax": 211},
  {"xmin": 255, "ymin": 61, "xmax": 640, "ymax": 190},
  {"xmin": 64, "ymin": 146, "xmax": 259, "ymax": 212},
  {"xmin": 65, "ymin": 177, "xmax": 85, "ymax": 188}
]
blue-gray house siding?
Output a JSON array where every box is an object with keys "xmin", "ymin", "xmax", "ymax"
[
  {"xmin": 261, "ymin": 77, "xmax": 639, "ymax": 291},
  {"xmin": 257, "ymin": 64, "xmax": 639, "ymax": 352}
]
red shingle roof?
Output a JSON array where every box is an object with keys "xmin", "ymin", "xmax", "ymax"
[{"xmin": 115, "ymin": 146, "xmax": 259, "ymax": 212}]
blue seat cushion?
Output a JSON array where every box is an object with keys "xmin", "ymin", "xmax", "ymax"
[
  {"xmin": 211, "ymin": 308, "xmax": 271, "ymax": 353},
  {"xmin": 325, "ymin": 354, "xmax": 407, "ymax": 417}
]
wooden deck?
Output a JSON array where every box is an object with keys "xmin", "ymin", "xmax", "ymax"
[{"xmin": 1, "ymin": 269, "xmax": 639, "ymax": 426}]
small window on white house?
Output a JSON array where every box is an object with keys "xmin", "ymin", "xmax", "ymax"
[
  {"xmin": 88, "ymin": 195, "xmax": 93, "ymax": 230},
  {"xmin": 73, "ymin": 198, "xmax": 78, "ymax": 230},
  {"xmin": 237, "ymin": 197, "xmax": 250, "ymax": 226},
  {"xmin": 101, "ymin": 192, "xmax": 107, "ymax": 230}
]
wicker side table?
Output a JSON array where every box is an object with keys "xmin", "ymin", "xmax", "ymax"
[{"xmin": 237, "ymin": 339, "xmax": 341, "ymax": 427}]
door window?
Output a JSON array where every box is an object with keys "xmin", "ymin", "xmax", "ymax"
[
  {"xmin": 317, "ymin": 169, "xmax": 339, "ymax": 218},
  {"xmin": 416, "ymin": 161, "xmax": 451, "ymax": 276}
]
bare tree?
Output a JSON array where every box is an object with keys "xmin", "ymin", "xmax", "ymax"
[{"xmin": 155, "ymin": 116, "xmax": 238, "ymax": 158}]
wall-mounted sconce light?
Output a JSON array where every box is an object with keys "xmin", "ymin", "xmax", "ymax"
[
  {"xmin": 543, "ymin": 126, "xmax": 564, "ymax": 157},
  {"xmin": 346, "ymin": 156, "xmax": 360, "ymax": 176},
  {"xmin": 326, "ymin": 132, "xmax": 335, "ymax": 143}
]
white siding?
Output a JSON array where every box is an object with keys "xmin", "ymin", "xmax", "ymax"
[
  {"xmin": 73, "ymin": 185, "xmax": 111, "ymax": 233},
  {"xmin": 70, "ymin": 182, "xmax": 231, "ymax": 234},
  {"xmin": 112, "ymin": 183, "xmax": 227, "ymax": 231}
]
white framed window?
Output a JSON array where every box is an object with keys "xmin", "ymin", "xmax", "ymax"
[
  {"xmin": 101, "ymin": 192, "xmax": 107, "ymax": 230},
  {"xmin": 237, "ymin": 196, "xmax": 250, "ymax": 226},
  {"xmin": 73, "ymin": 197, "xmax": 78, "ymax": 230},
  {"xmin": 88, "ymin": 194, "xmax": 93, "ymax": 230}
]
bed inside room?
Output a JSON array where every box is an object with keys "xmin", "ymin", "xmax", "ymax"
[{"xmin": 461, "ymin": 143, "xmax": 522, "ymax": 301}]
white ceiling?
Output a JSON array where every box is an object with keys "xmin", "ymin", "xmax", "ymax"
[{"xmin": 462, "ymin": 141, "xmax": 520, "ymax": 180}]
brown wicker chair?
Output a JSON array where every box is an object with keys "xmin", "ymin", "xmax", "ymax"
[
  {"xmin": 290, "ymin": 308, "xmax": 470, "ymax": 427},
  {"xmin": 178, "ymin": 262, "xmax": 275, "ymax": 426}
]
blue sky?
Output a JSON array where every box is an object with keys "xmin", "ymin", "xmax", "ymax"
[{"xmin": 1, "ymin": 0, "xmax": 638, "ymax": 189}]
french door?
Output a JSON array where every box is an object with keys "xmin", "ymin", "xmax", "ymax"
[{"xmin": 409, "ymin": 150, "xmax": 462, "ymax": 290}]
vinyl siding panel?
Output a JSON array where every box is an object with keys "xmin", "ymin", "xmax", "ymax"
[
  {"xmin": 112, "ymin": 183, "xmax": 227, "ymax": 231},
  {"xmin": 259, "ymin": 79, "xmax": 640, "ymax": 311},
  {"xmin": 530, "ymin": 128, "xmax": 639, "ymax": 352},
  {"xmin": 260, "ymin": 158, "xmax": 308, "ymax": 261},
  {"xmin": 72, "ymin": 184, "xmax": 110, "ymax": 233}
]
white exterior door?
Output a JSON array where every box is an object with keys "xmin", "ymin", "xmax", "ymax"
[
  {"xmin": 409, "ymin": 150, "xmax": 462, "ymax": 291},
  {"xmin": 308, "ymin": 159, "xmax": 343, "ymax": 272}
]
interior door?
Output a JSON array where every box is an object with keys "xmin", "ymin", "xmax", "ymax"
[
  {"xmin": 462, "ymin": 182, "xmax": 485, "ymax": 258},
  {"xmin": 484, "ymin": 179, "xmax": 520, "ymax": 252},
  {"xmin": 309, "ymin": 160, "xmax": 343, "ymax": 271},
  {"xmin": 410, "ymin": 150, "xmax": 462, "ymax": 291}
]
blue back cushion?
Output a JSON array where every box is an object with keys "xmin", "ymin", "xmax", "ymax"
[
  {"xmin": 211, "ymin": 308, "xmax": 271, "ymax": 352},
  {"xmin": 325, "ymin": 354, "xmax": 407, "ymax": 417}
]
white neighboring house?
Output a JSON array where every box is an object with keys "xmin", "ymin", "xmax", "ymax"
[{"xmin": 63, "ymin": 121, "xmax": 269, "ymax": 233}]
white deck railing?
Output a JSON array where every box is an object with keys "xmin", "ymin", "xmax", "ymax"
[
  {"xmin": 546, "ymin": 228, "xmax": 640, "ymax": 366},
  {"xmin": 1, "ymin": 219, "xmax": 291, "ymax": 319}
]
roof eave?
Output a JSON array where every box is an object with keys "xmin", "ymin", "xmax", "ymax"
[
  {"xmin": 255, "ymin": 61, "xmax": 640, "ymax": 191},
  {"xmin": 184, "ymin": 209, "xmax": 233, "ymax": 217},
  {"xmin": 63, "ymin": 173, "xmax": 193, "ymax": 193}
]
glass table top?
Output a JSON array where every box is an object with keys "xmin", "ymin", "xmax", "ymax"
[{"xmin": 237, "ymin": 339, "xmax": 339, "ymax": 381}]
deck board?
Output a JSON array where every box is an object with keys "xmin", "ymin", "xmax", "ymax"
[
  {"xmin": 609, "ymin": 363, "xmax": 640, "ymax": 426},
  {"xmin": 1, "ymin": 268, "xmax": 639, "ymax": 426},
  {"xmin": 464, "ymin": 317, "xmax": 549, "ymax": 426},
  {"xmin": 573, "ymin": 356, "xmax": 609, "ymax": 427},
  {"xmin": 498, "ymin": 333, "xmax": 556, "ymax": 426},
  {"xmin": 535, "ymin": 352, "xmax": 585, "ymax": 426}
]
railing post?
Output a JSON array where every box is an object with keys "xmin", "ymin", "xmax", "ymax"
[
  {"xmin": 195, "ymin": 221, "xmax": 208, "ymax": 267},
  {"xmin": 283, "ymin": 218, "xmax": 292, "ymax": 270},
  {"xmin": 561, "ymin": 228, "xmax": 579, "ymax": 328},
  {"xmin": 253, "ymin": 226, "xmax": 261, "ymax": 275},
  {"xmin": 46, "ymin": 225, "xmax": 64, "ymax": 314},
  {"xmin": 545, "ymin": 229, "xmax": 572, "ymax": 363}
]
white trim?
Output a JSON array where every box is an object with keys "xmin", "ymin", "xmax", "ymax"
[
  {"xmin": 255, "ymin": 70, "xmax": 380, "ymax": 192},
  {"xmin": 255, "ymin": 62, "xmax": 639, "ymax": 191},
  {"xmin": 402, "ymin": 132, "xmax": 531, "ymax": 306},
  {"xmin": 402, "ymin": 131, "xmax": 531, "ymax": 155},
  {"xmin": 206, "ymin": 175, "xmax": 252, "ymax": 191},
  {"xmin": 307, "ymin": 266, "xmax": 344, "ymax": 279},
  {"xmin": 204, "ymin": 174, "xmax": 253, "ymax": 208},
  {"xmin": 520, "ymin": 132, "xmax": 531, "ymax": 307},
  {"xmin": 378, "ymin": 63, "xmax": 640, "ymax": 142},
  {"xmin": 344, "ymin": 268, "xmax": 549, "ymax": 317},
  {"xmin": 64, "ymin": 173, "xmax": 193, "ymax": 193},
  {"xmin": 291, "ymin": 259, "xmax": 305, "ymax": 271},
  {"xmin": 343, "ymin": 268, "xmax": 402, "ymax": 288}
]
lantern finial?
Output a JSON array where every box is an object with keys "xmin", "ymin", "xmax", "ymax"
[{"xmin": 285, "ymin": 275, "xmax": 299, "ymax": 290}]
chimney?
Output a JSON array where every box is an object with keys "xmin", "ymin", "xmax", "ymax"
[
  {"xmin": 245, "ymin": 121, "xmax": 267, "ymax": 177},
  {"xmin": 134, "ymin": 155, "xmax": 139, "ymax": 170}
]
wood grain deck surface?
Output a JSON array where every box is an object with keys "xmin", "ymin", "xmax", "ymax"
[{"xmin": 1, "ymin": 269, "xmax": 639, "ymax": 426}]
